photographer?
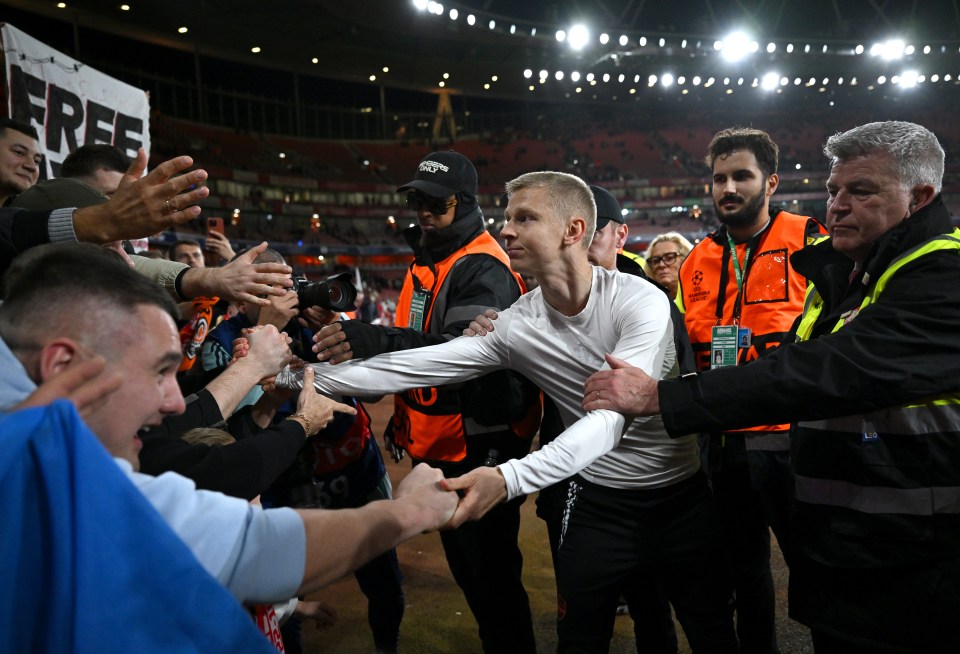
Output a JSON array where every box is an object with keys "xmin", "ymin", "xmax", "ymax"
[
  {"xmin": 201, "ymin": 247, "xmax": 307, "ymax": 398},
  {"xmin": 201, "ymin": 247, "xmax": 405, "ymax": 654}
]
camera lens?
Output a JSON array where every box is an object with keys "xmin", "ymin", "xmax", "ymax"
[{"xmin": 294, "ymin": 272, "xmax": 357, "ymax": 312}]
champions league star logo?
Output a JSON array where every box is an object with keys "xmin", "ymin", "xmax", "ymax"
[
  {"xmin": 692, "ymin": 270, "xmax": 704, "ymax": 286},
  {"xmin": 418, "ymin": 160, "xmax": 450, "ymax": 174}
]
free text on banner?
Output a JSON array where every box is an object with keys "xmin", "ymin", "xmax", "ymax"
[{"xmin": 1, "ymin": 23, "xmax": 151, "ymax": 180}]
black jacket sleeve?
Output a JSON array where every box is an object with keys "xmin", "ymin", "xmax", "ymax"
[
  {"xmin": 659, "ymin": 253, "xmax": 960, "ymax": 435},
  {"xmin": 344, "ymin": 253, "xmax": 523, "ymax": 356},
  {"xmin": 139, "ymin": 415, "xmax": 306, "ymax": 501},
  {"xmin": 0, "ymin": 209, "xmax": 55, "ymax": 275},
  {"xmin": 153, "ymin": 389, "xmax": 226, "ymax": 437},
  {"xmin": 338, "ymin": 319, "xmax": 445, "ymax": 359},
  {"xmin": 341, "ymin": 253, "xmax": 536, "ymax": 425}
]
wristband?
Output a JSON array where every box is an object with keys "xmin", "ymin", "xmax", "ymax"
[
  {"xmin": 174, "ymin": 267, "xmax": 191, "ymax": 301},
  {"xmin": 287, "ymin": 412, "xmax": 312, "ymax": 437}
]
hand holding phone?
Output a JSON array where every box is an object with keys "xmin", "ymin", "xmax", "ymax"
[
  {"xmin": 207, "ymin": 217, "xmax": 225, "ymax": 235},
  {"xmin": 204, "ymin": 217, "xmax": 232, "ymax": 265}
]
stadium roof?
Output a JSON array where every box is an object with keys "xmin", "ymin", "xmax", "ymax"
[{"xmin": 5, "ymin": 0, "xmax": 960, "ymax": 105}]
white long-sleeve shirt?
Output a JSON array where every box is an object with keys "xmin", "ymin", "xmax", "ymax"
[{"xmin": 282, "ymin": 266, "xmax": 699, "ymax": 499}]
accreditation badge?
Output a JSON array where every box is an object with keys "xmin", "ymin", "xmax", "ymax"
[
  {"xmin": 710, "ymin": 325, "xmax": 738, "ymax": 369},
  {"xmin": 408, "ymin": 287, "xmax": 432, "ymax": 331}
]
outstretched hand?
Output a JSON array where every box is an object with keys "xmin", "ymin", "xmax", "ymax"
[
  {"xmin": 73, "ymin": 149, "xmax": 210, "ymax": 243},
  {"xmin": 438, "ymin": 466, "xmax": 507, "ymax": 528},
  {"xmin": 582, "ymin": 353, "xmax": 660, "ymax": 416},
  {"xmin": 231, "ymin": 324, "xmax": 292, "ymax": 381},
  {"xmin": 313, "ymin": 321, "xmax": 353, "ymax": 364},
  {"xmin": 462, "ymin": 309, "xmax": 499, "ymax": 337},
  {"xmin": 395, "ymin": 463, "xmax": 461, "ymax": 533},
  {"xmin": 197, "ymin": 241, "xmax": 293, "ymax": 305},
  {"xmin": 293, "ymin": 366, "xmax": 357, "ymax": 436}
]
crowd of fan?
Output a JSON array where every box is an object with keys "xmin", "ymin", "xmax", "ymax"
[{"xmin": 1, "ymin": 111, "xmax": 959, "ymax": 654}]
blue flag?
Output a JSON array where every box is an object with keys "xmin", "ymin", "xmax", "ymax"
[{"xmin": 0, "ymin": 401, "xmax": 275, "ymax": 653}]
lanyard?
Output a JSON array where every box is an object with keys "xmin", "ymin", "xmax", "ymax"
[
  {"xmin": 408, "ymin": 261, "xmax": 441, "ymax": 331},
  {"xmin": 715, "ymin": 231, "xmax": 758, "ymax": 326},
  {"xmin": 726, "ymin": 232, "xmax": 752, "ymax": 293}
]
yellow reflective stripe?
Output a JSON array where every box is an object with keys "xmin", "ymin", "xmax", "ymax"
[
  {"xmin": 906, "ymin": 394, "xmax": 960, "ymax": 408},
  {"xmin": 867, "ymin": 229, "xmax": 960, "ymax": 303},
  {"xmin": 674, "ymin": 277, "xmax": 686, "ymax": 314},
  {"xmin": 795, "ymin": 285, "xmax": 822, "ymax": 342},
  {"xmin": 795, "ymin": 474, "xmax": 960, "ymax": 515},
  {"xmin": 822, "ymin": 230, "xmax": 960, "ymax": 335}
]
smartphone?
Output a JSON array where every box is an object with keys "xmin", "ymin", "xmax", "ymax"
[
  {"xmin": 207, "ymin": 217, "xmax": 225, "ymax": 235},
  {"xmin": 205, "ymin": 217, "xmax": 225, "ymax": 266}
]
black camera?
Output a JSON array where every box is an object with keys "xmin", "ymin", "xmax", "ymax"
[{"xmin": 291, "ymin": 272, "xmax": 357, "ymax": 312}]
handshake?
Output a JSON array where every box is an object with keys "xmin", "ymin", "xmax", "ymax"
[{"xmin": 395, "ymin": 462, "xmax": 507, "ymax": 532}]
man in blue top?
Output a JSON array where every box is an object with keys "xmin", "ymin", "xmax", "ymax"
[{"xmin": 0, "ymin": 242, "xmax": 457, "ymax": 621}]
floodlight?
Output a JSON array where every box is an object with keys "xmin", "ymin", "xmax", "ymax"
[
  {"xmin": 720, "ymin": 31, "xmax": 753, "ymax": 62},
  {"xmin": 899, "ymin": 70, "xmax": 919, "ymax": 88},
  {"xmin": 568, "ymin": 24, "xmax": 589, "ymax": 50},
  {"xmin": 876, "ymin": 39, "xmax": 906, "ymax": 60}
]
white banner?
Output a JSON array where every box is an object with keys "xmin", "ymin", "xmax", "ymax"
[{"xmin": 2, "ymin": 23, "xmax": 150, "ymax": 179}]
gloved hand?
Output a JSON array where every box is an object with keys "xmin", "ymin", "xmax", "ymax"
[{"xmin": 314, "ymin": 319, "xmax": 387, "ymax": 364}]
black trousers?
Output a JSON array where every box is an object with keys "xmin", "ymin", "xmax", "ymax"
[
  {"xmin": 710, "ymin": 434, "xmax": 794, "ymax": 654},
  {"xmin": 555, "ymin": 472, "xmax": 738, "ymax": 654},
  {"xmin": 416, "ymin": 431, "xmax": 536, "ymax": 654},
  {"xmin": 538, "ymin": 479, "xmax": 679, "ymax": 654}
]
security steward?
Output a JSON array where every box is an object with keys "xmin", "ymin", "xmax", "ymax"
[
  {"xmin": 585, "ymin": 120, "xmax": 960, "ymax": 654},
  {"xmin": 312, "ymin": 151, "xmax": 541, "ymax": 654},
  {"xmin": 675, "ymin": 128, "xmax": 823, "ymax": 654}
]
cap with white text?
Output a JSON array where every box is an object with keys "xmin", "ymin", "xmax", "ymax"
[{"xmin": 397, "ymin": 151, "xmax": 478, "ymax": 198}]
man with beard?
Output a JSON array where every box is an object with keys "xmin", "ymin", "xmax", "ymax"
[
  {"xmin": 311, "ymin": 151, "xmax": 541, "ymax": 654},
  {"xmin": 674, "ymin": 128, "xmax": 823, "ymax": 654}
]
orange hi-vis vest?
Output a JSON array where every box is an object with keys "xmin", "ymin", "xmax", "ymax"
[
  {"xmin": 676, "ymin": 210, "xmax": 822, "ymax": 434},
  {"xmin": 393, "ymin": 231, "xmax": 540, "ymax": 462}
]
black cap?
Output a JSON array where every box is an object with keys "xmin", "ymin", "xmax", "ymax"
[
  {"xmin": 590, "ymin": 185, "xmax": 625, "ymax": 230},
  {"xmin": 397, "ymin": 151, "xmax": 478, "ymax": 198},
  {"xmin": 11, "ymin": 177, "xmax": 107, "ymax": 211}
]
